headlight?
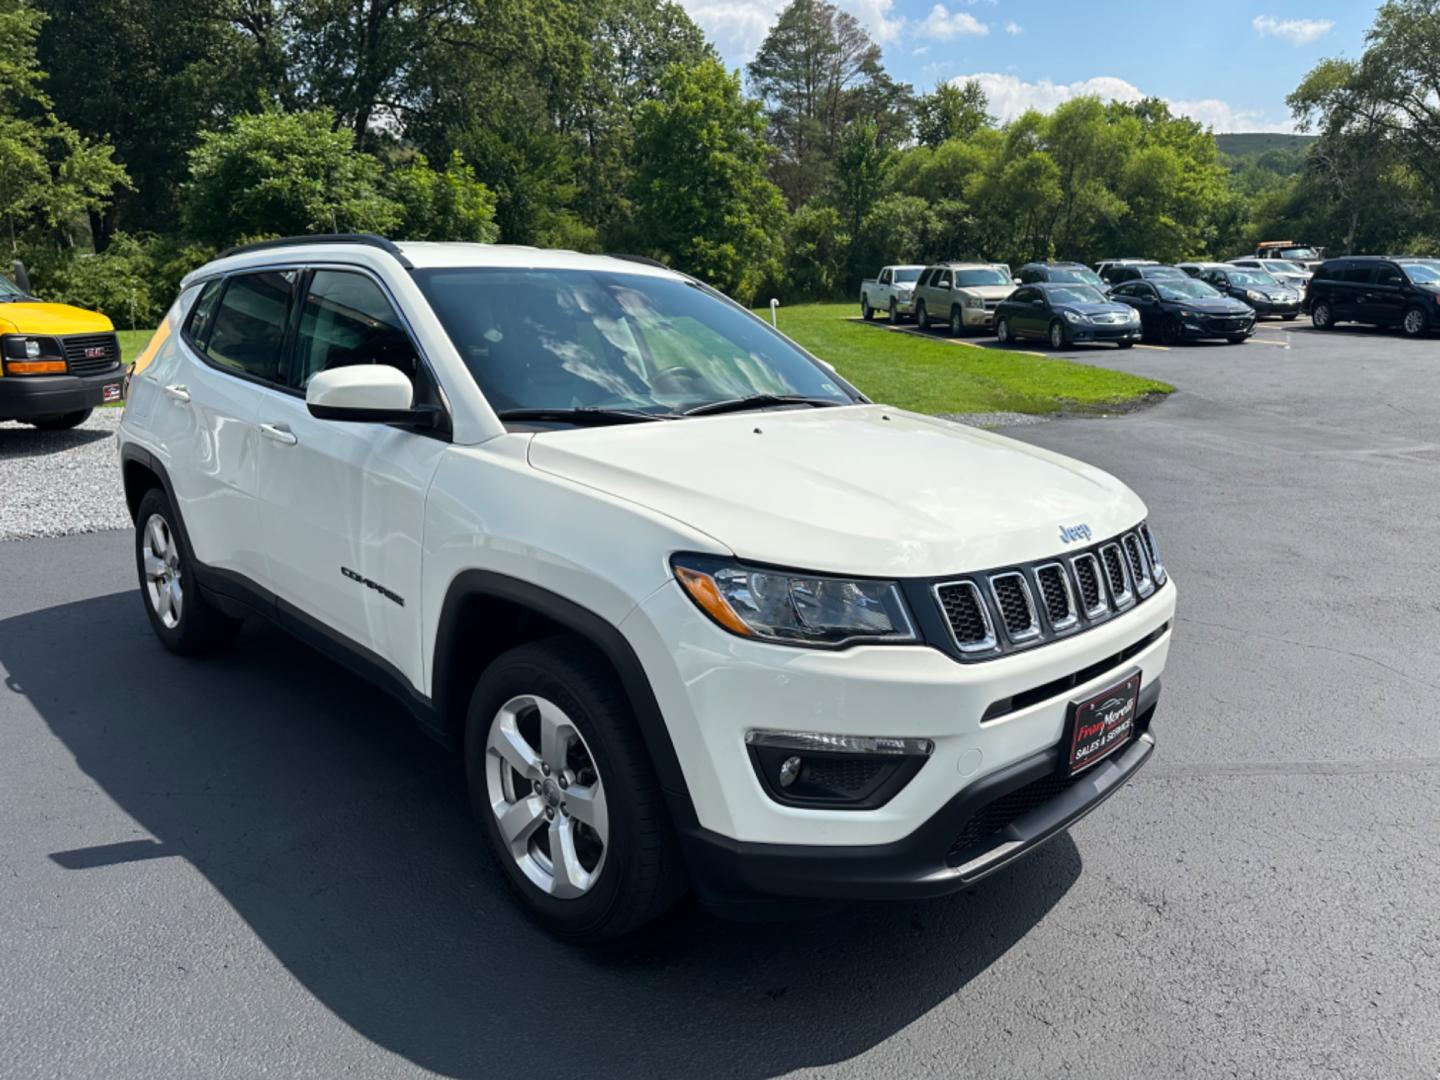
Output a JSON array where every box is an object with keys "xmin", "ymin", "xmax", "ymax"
[
  {"xmin": 1062, "ymin": 310, "xmax": 1085, "ymax": 324},
  {"xmin": 1246, "ymin": 290, "xmax": 1265, "ymax": 302},
  {"xmin": 672, "ymin": 555, "xmax": 917, "ymax": 647}
]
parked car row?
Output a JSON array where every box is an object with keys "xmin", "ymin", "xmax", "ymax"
[{"xmin": 861, "ymin": 249, "xmax": 1439, "ymax": 343}]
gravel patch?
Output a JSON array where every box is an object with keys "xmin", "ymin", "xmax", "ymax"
[
  {"xmin": 0, "ymin": 409, "xmax": 130, "ymax": 541},
  {"xmin": 938, "ymin": 411, "xmax": 1053, "ymax": 429}
]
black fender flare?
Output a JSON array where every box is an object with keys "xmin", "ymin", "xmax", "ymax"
[{"xmin": 432, "ymin": 570, "xmax": 699, "ymax": 829}]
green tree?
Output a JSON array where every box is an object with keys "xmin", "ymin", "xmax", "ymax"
[
  {"xmin": 181, "ymin": 109, "xmax": 401, "ymax": 246},
  {"xmin": 747, "ymin": 0, "xmax": 909, "ymax": 206},
  {"xmin": 385, "ymin": 150, "xmax": 499, "ymax": 242},
  {"xmin": 631, "ymin": 59, "xmax": 786, "ymax": 302},
  {"xmin": 0, "ymin": 0, "xmax": 128, "ymax": 250},
  {"xmin": 783, "ymin": 203, "xmax": 848, "ymax": 299},
  {"xmin": 914, "ymin": 80, "xmax": 991, "ymax": 149}
]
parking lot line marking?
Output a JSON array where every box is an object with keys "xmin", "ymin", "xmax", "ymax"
[
  {"xmin": 1133, "ymin": 344, "xmax": 1170, "ymax": 351},
  {"xmin": 1245, "ymin": 338, "xmax": 1290, "ymax": 347}
]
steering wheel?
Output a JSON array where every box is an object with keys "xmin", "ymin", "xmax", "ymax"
[{"xmin": 650, "ymin": 364, "xmax": 709, "ymax": 395}]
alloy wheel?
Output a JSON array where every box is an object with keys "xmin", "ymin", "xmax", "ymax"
[
  {"xmin": 142, "ymin": 513, "xmax": 183, "ymax": 630},
  {"xmin": 889, "ymin": 300, "xmax": 898, "ymax": 322},
  {"xmin": 951, "ymin": 309, "xmax": 963, "ymax": 335},
  {"xmin": 485, "ymin": 694, "xmax": 609, "ymax": 899},
  {"xmin": 1313, "ymin": 303, "xmax": 1332, "ymax": 329},
  {"xmin": 1050, "ymin": 321, "xmax": 1065, "ymax": 349},
  {"xmin": 996, "ymin": 318, "xmax": 1010, "ymax": 344},
  {"xmin": 1403, "ymin": 308, "xmax": 1426, "ymax": 336}
]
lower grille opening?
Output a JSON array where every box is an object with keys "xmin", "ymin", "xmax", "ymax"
[
  {"xmin": 947, "ymin": 773, "xmax": 1086, "ymax": 863},
  {"xmin": 981, "ymin": 622, "xmax": 1169, "ymax": 722}
]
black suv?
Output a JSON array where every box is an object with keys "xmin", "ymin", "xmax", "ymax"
[
  {"xmin": 1307, "ymin": 257, "xmax": 1440, "ymax": 337},
  {"xmin": 1098, "ymin": 262, "xmax": 1189, "ymax": 288},
  {"xmin": 1016, "ymin": 262, "xmax": 1106, "ymax": 288}
]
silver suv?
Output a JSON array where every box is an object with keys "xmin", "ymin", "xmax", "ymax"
[{"xmin": 912, "ymin": 263, "xmax": 1016, "ymax": 335}]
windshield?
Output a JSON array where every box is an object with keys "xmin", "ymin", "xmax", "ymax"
[
  {"xmin": 1402, "ymin": 262, "xmax": 1440, "ymax": 283},
  {"xmin": 1157, "ymin": 279, "xmax": 1222, "ymax": 301},
  {"xmin": 1143, "ymin": 266, "xmax": 1188, "ymax": 279},
  {"xmin": 1275, "ymin": 247, "xmax": 1319, "ymax": 260},
  {"xmin": 1262, "ymin": 260, "xmax": 1305, "ymax": 275},
  {"xmin": 1228, "ymin": 270, "xmax": 1280, "ymax": 287},
  {"xmin": 893, "ymin": 268, "xmax": 921, "ymax": 283},
  {"xmin": 0, "ymin": 275, "xmax": 27, "ymax": 299},
  {"xmin": 413, "ymin": 268, "xmax": 855, "ymax": 416},
  {"xmin": 954, "ymin": 268, "xmax": 1011, "ymax": 287},
  {"xmin": 1048, "ymin": 285, "xmax": 1107, "ymax": 305},
  {"xmin": 1047, "ymin": 267, "xmax": 1104, "ymax": 287}
]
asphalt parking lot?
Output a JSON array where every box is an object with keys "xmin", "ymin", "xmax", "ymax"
[{"xmin": 2, "ymin": 322, "xmax": 1438, "ymax": 1079}]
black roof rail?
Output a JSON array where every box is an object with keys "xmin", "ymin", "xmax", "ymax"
[
  {"xmin": 216, "ymin": 233, "xmax": 414, "ymax": 269},
  {"xmin": 605, "ymin": 253, "xmax": 673, "ymax": 271}
]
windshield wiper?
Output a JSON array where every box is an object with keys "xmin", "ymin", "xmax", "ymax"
[
  {"xmin": 682, "ymin": 394, "xmax": 847, "ymax": 417},
  {"xmin": 497, "ymin": 407, "xmax": 676, "ymax": 426}
]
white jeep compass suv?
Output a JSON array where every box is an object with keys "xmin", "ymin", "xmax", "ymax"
[{"xmin": 117, "ymin": 235, "xmax": 1176, "ymax": 941}]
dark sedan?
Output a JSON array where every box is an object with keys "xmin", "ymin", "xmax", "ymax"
[
  {"xmin": 1179, "ymin": 263, "xmax": 1302, "ymax": 319},
  {"xmin": 1109, "ymin": 278, "xmax": 1255, "ymax": 344},
  {"xmin": 995, "ymin": 283, "xmax": 1142, "ymax": 349}
]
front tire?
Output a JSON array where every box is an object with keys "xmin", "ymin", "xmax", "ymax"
[
  {"xmin": 465, "ymin": 638, "xmax": 687, "ymax": 941},
  {"xmin": 1048, "ymin": 320, "xmax": 1067, "ymax": 350},
  {"xmin": 133, "ymin": 488, "xmax": 241, "ymax": 655},
  {"xmin": 889, "ymin": 299, "xmax": 900, "ymax": 323},
  {"xmin": 1227, "ymin": 335, "xmax": 1248, "ymax": 345},
  {"xmin": 1158, "ymin": 316, "xmax": 1181, "ymax": 346},
  {"xmin": 29, "ymin": 408, "xmax": 92, "ymax": 431},
  {"xmin": 1312, "ymin": 301, "xmax": 1334, "ymax": 330},
  {"xmin": 1402, "ymin": 306, "xmax": 1429, "ymax": 338},
  {"xmin": 950, "ymin": 306, "xmax": 965, "ymax": 337},
  {"xmin": 996, "ymin": 317, "xmax": 1012, "ymax": 345}
]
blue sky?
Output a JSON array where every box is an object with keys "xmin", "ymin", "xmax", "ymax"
[{"xmin": 677, "ymin": 0, "xmax": 1375, "ymax": 132}]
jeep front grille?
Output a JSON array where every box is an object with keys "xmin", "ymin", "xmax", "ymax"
[{"xmin": 932, "ymin": 525, "xmax": 1164, "ymax": 659}]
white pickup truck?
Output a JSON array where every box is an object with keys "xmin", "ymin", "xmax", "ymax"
[{"xmin": 860, "ymin": 265, "xmax": 925, "ymax": 322}]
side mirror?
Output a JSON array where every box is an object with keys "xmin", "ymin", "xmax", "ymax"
[
  {"xmin": 305, "ymin": 365, "xmax": 439, "ymax": 427},
  {"xmin": 1013, "ymin": 277, "xmax": 1022, "ymax": 286}
]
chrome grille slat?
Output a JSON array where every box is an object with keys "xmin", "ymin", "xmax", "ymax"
[
  {"xmin": 932, "ymin": 580, "xmax": 997, "ymax": 653},
  {"xmin": 988, "ymin": 571, "xmax": 1040, "ymax": 642},
  {"xmin": 1122, "ymin": 532, "xmax": 1154, "ymax": 597},
  {"xmin": 1034, "ymin": 563, "xmax": 1077, "ymax": 631}
]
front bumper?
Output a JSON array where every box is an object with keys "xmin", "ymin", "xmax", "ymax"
[
  {"xmin": 0, "ymin": 367, "xmax": 122, "ymax": 419},
  {"xmin": 963, "ymin": 306, "xmax": 997, "ymax": 327},
  {"xmin": 1180, "ymin": 318, "xmax": 1253, "ymax": 340},
  {"xmin": 1069, "ymin": 322, "xmax": 1142, "ymax": 343},
  {"xmin": 683, "ymin": 684, "xmax": 1158, "ymax": 905},
  {"xmin": 1250, "ymin": 299, "xmax": 1301, "ymax": 317}
]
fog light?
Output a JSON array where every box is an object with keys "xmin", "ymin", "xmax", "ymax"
[
  {"xmin": 746, "ymin": 729, "xmax": 932, "ymax": 809},
  {"xmin": 778, "ymin": 756, "xmax": 801, "ymax": 788}
]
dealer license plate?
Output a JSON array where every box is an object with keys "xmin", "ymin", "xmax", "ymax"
[
  {"xmin": 1065, "ymin": 671, "xmax": 1141, "ymax": 776},
  {"xmin": 102, "ymin": 382, "xmax": 122, "ymax": 403}
]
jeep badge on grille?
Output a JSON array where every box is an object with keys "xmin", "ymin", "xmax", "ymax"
[{"xmin": 1058, "ymin": 523, "xmax": 1092, "ymax": 544}]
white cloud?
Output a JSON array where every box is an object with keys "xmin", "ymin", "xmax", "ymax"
[
  {"xmin": 1004, "ymin": 21, "xmax": 1022, "ymax": 35},
  {"xmin": 949, "ymin": 72, "xmax": 1295, "ymax": 132},
  {"xmin": 1252, "ymin": 15, "xmax": 1334, "ymax": 45},
  {"xmin": 920, "ymin": 3, "xmax": 989, "ymax": 38}
]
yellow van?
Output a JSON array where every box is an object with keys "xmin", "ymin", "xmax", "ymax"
[{"xmin": 0, "ymin": 267, "xmax": 122, "ymax": 430}]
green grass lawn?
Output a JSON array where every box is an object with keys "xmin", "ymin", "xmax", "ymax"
[
  {"xmin": 763, "ymin": 302, "xmax": 1171, "ymax": 415},
  {"xmin": 117, "ymin": 329, "xmax": 154, "ymax": 365}
]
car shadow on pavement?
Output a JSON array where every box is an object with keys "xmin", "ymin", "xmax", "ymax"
[
  {"xmin": 2, "ymin": 591, "xmax": 1080, "ymax": 1079},
  {"xmin": 0, "ymin": 425, "xmax": 112, "ymax": 458}
]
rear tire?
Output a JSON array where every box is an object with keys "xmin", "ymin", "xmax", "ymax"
[
  {"xmin": 133, "ymin": 487, "xmax": 242, "ymax": 655},
  {"xmin": 861, "ymin": 299, "xmax": 874, "ymax": 321},
  {"xmin": 29, "ymin": 408, "xmax": 92, "ymax": 431},
  {"xmin": 465, "ymin": 638, "xmax": 688, "ymax": 941},
  {"xmin": 1311, "ymin": 301, "xmax": 1334, "ymax": 330}
]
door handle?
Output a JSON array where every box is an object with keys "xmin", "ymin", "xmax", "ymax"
[
  {"xmin": 259, "ymin": 422, "xmax": 298, "ymax": 446},
  {"xmin": 163, "ymin": 384, "xmax": 190, "ymax": 403}
]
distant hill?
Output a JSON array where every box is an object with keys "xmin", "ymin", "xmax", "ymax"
[{"xmin": 1214, "ymin": 133, "xmax": 1317, "ymax": 159}]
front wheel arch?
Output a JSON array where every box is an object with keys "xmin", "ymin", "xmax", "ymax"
[{"xmin": 432, "ymin": 571, "xmax": 698, "ymax": 831}]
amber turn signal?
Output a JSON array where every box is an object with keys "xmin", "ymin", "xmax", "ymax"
[
  {"xmin": 673, "ymin": 565, "xmax": 754, "ymax": 638},
  {"xmin": 6, "ymin": 360, "xmax": 66, "ymax": 375}
]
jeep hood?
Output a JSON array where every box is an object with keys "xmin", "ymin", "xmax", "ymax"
[{"xmin": 526, "ymin": 405, "xmax": 1146, "ymax": 577}]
